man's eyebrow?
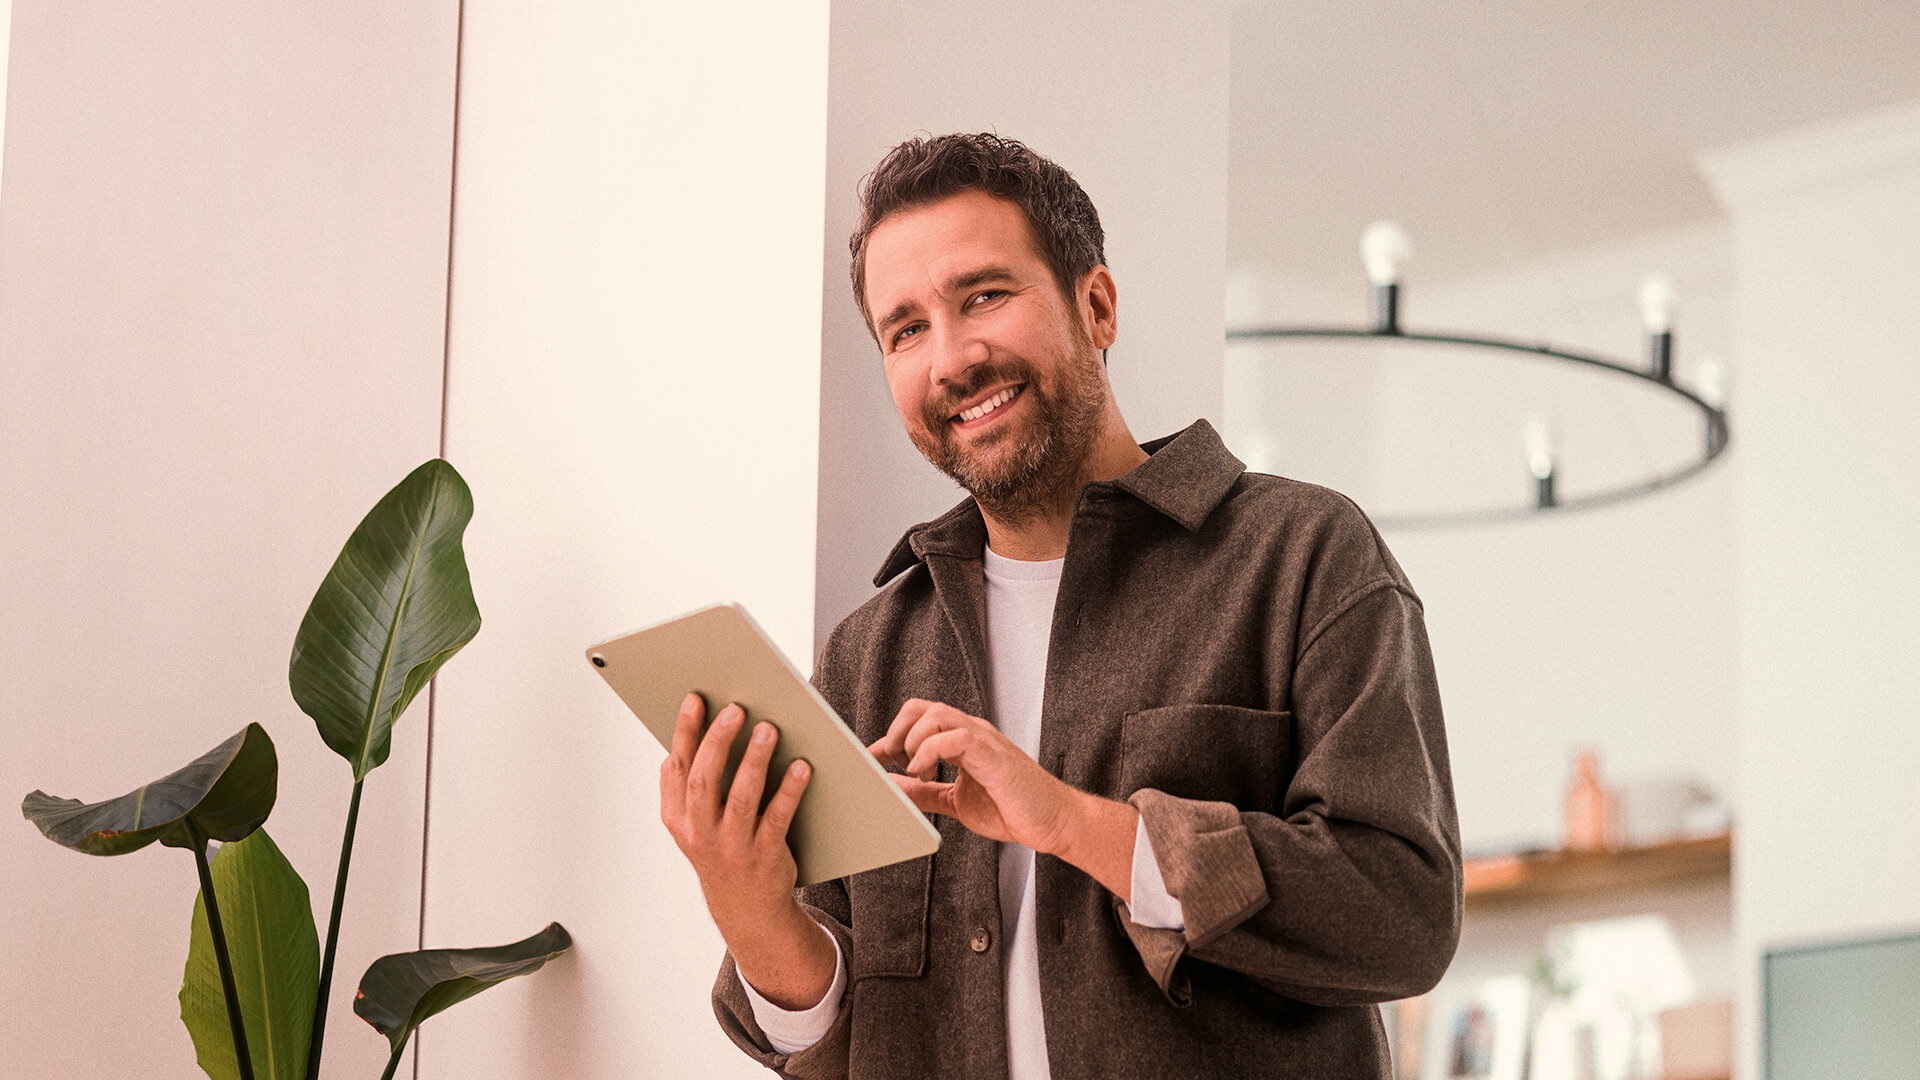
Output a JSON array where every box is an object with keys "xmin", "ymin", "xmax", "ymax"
[
  {"xmin": 948, "ymin": 265, "xmax": 1017, "ymax": 292},
  {"xmin": 874, "ymin": 266, "xmax": 1020, "ymax": 339},
  {"xmin": 875, "ymin": 300, "xmax": 915, "ymax": 339}
]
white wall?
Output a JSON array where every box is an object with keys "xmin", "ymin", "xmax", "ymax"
[
  {"xmin": 416, "ymin": 3, "xmax": 830, "ymax": 1078},
  {"xmin": 0, "ymin": 3, "xmax": 458, "ymax": 1077},
  {"xmin": 813, "ymin": 0, "xmax": 1232, "ymax": 645},
  {"xmin": 1222, "ymin": 268, "xmax": 1382, "ymax": 502},
  {"xmin": 1699, "ymin": 99, "xmax": 1920, "ymax": 1080}
]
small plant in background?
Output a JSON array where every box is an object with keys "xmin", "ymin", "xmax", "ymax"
[{"xmin": 23, "ymin": 459, "xmax": 571, "ymax": 1080}]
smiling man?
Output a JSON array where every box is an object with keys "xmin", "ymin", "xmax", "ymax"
[
  {"xmin": 864, "ymin": 185, "xmax": 1130, "ymax": 552},
  {"xmin": 662, "ymin": 133, "xmax": 1462, "ymax": 1079}
]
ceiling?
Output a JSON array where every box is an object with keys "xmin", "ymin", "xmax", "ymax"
[{"xmin": 1229, "ymin": 0, "xmax": 1920, "ymax": 293}]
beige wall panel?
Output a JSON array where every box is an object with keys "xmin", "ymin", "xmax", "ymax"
[
  {"xmin": 813, "ymin": 0, "xmax": 1232, "ymax": 645},
  {"xmin": 1, "ymin": 3, "xmax": 458, "ymax": 1077},
  {"xmin": 1700, "ymin": 99, "xmax": 1920, "ymax": 1080},
  {"xmin": 419, "ymin": 2, "xmax": 829, "ymax": 1077}
]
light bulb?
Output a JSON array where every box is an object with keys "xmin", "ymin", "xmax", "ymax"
[
  {"xmin": 1525, "ymin": 413, "xmax": 1558, "ymax": 480},
  {"xmin": 1361, "ymin": 221, "xmax": 1412, "ymax": 287},
  {"xmin": 1639, "ymin": 276, "xmax": 1677, "ymax": 334}
]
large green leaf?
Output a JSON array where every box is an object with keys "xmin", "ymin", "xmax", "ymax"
[
  {"xmin": 22, "ymin": 723, "xmax": 277, "ymax": 855},
  {"xmin": 181, "ymin": 830, "xmax": 319, "ymax": 1080},
  {"xmin": 352, "ymin": 923, "xmax": 573, "ymax": 1055},
  {"xmin": 289, "ymin": 459, "xmax": 481, "ymax": 782}
]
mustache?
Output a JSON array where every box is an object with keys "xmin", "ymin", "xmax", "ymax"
[{"xmin": 920, "ymin": 360, "xmax": 1038, "ymax": 425}]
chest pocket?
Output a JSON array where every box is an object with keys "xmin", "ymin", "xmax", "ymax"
[
  {"xmin": 846, "ymin": 853, "xmax": 931, "ymax": 980},
  {"xmin": 1119, "ymin": 703, "xmax": 1293, "ymax": 815}
]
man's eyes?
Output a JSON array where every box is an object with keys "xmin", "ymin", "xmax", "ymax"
[{"xmin": 888, "ymin": 292, "xmax": 1007, "ymax": 348}]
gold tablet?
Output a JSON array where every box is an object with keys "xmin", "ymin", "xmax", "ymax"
[{"xmin": 588, "ymin": 602, "xmax": 940, "ymax": 886}]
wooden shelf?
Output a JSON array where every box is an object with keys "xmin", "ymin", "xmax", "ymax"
[{"xmin": 1463, "ymin": 832, "xmax": 1731, "ymax": 904}]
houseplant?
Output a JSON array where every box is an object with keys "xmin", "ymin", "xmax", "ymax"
[{"xmin": 23, "ymin": 459, "xmax": 571, "ymax": 1080}]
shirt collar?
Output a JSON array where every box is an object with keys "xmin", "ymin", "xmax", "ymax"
[{"xmin": 872, "ymin": 419, "xmax": 1245, "ymax": 586}]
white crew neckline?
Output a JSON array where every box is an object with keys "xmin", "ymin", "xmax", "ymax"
[{"xmin": 983, "ymin": 545, "xmax": 1065, "ymax": 582}]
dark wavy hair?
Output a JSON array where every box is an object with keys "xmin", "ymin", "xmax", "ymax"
[{"xmin": 849, "ymin": 133, "xmax": 1106, "ymax": 334}]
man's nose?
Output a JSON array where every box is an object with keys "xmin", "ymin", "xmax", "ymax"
[{"xmin": 928, "ymin": 324, "xmax": 989, "ymax": 386}]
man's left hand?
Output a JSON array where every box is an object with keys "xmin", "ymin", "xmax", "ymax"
[{"xmin": 868, "ymin": 698, "xmax": 1137, "ymax": 900}]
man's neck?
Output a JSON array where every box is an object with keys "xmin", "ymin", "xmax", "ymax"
[{"xmin": 980, "ymin": 417, "xmax": 1149, "ymax": 561}]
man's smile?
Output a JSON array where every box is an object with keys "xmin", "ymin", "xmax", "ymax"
[{"xmin": 951, "ymin": 383, "xmax": 1026, "ymax": 428}]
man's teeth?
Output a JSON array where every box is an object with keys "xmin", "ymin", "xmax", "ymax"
[{"xmin": 958, "ymin": 386, "xmax": 1020, "ymax": 422}]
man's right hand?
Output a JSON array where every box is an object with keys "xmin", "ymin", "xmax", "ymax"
[{"xmin": 659, "ymin": 691, "xmax": 838, "ymax": 1011}]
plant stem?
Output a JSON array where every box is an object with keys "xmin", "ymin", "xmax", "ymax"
[
  {"xmin": 379, "ymin": 1037, "xmax": 410, "ymax": 1080},
  {"xmin": 193, "ymin": 840, "xmax": 256, "ymax": 1080},
  {"xmin": 304, "ymin": 778, "xmax": 365, "ymax": 1080}
]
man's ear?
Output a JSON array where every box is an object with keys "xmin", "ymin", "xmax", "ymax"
[{"xmin": 1082, "ymin": 265, "xmax": 1118, "ymax": 350}]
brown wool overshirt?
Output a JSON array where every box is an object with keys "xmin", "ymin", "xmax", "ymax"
[{"xmin": 714, "ymin": 420, "xmax": 1462, "ymax": 1079}]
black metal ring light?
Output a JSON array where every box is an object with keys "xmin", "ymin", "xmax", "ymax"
[{"xmin": 1225, "ymin": 229, "xmax": 1732, "ymax": 530}]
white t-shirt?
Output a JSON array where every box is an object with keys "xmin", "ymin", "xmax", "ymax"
[{"xmin": 742, "ymin": 546, "xmax": 1185, "ymax": 1071}]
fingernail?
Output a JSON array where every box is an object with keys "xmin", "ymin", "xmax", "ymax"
[
  {"xmin": 721, "ymin": 704, "xmax": 744, "ymax": 723},
  {"xmin": 792, "ymin": 761, "xmax": 810, "ymax": 779},
  {"xmin": 753, "ymin": 722, "xmax": 774, "ymax": 745},
  {"xmin": 681, "ymin": 691, "xmax": 700, "ymax": 710}
]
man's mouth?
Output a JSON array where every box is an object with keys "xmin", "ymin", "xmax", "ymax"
[{"xmin": 953, "ymin": 384, "xmax": 1024, "ymax": 425}]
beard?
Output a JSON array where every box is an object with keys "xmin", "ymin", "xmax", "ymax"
[{"xmin": 906, "ymin": 322, "xmax": 1107, "ymax": 525}]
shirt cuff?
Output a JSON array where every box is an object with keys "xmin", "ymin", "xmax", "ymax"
[
  {"xmin": 1127, "ymin": 811, "xmax": 1187, "ymax": 931},
  {"xmin": 736, "ymin": 931, "xmax": 848, "ymax": 1055},
  {"xmin": 1129, "ymin": 788, "xmax": 1269, "ymax": 948}
]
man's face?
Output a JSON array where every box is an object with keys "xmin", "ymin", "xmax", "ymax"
[{"xmin": 863, "ymin": 190, "xmax": 1113, "ymax": 519}]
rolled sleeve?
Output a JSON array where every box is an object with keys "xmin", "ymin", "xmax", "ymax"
[
  {"xmin": 1114, "ymin": 788, "xmax": 1272, "ymax": 1004},
  {"xmin": 1131, "ymin": 789, "xmax": 1266, "ymax": 942},
  {"xmin": 712, "ymin": 901, "xmax": 856, "ymax": 1080},
  {"xmin": 738, "ymin": 931, "xmax": 848, "ymax": 1054}
]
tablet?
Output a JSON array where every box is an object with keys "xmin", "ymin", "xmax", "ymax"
[{"xmin": 587, "ymin": 602, "xmax": 940, "ymax": 886}]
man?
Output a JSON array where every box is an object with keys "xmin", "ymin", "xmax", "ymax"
[{"xmin": 660, "ymin": 133, "xmax": 1461, "ymax": 1079}]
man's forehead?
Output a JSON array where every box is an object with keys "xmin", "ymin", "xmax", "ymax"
[{"xmin": 864, "ymin": 192, "xmax": 1047, "ymax": 307}]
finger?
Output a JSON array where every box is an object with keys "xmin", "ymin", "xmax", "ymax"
[
  {"xmin": 871, "ymin": 697, "xmax": 935, "ymax": 765},
  {"xmin": 900, "ymin": 705, "xmax": 971, "ymax": 762},
  {"xmin": 889, "ymin": 774, "xmax": 957, "ymax": 817},
  {"xmin": 660, "ymin": 696, "xmax": 706, "ymax": 830},
  {"xmin": 686, "ymin": 702, "xmax": 747, "ymax": 822},
  {"xmin": 659, "ymin": 754, "xmax": 686, "ymax": 831},
  {"xmin": 907, "ymin": 727, "xmax": 977, "ymax": 779},
  {"xmin": 723, "ymin": 721, "xmax": 779, "ymax": 834},
  {"xmin": 670, "ymin": 691, "xmax": 705, "ymax": 769},
  {"xmin": 868, "ymin": 697, "xmax": 935, "ymax": 768},
  {"xmin": 757, "ymin": 759, "xmax": 813, "ymax": 847}
]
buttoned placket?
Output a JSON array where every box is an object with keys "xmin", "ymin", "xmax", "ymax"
[
  {"xmin": 1030, "ymin": 482, "xmax": 1140, "ymax": 1071},
  {"xmin": 919, "ymin": 547, "xmax": 1017, "ymax": 1080}
]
